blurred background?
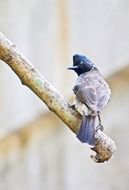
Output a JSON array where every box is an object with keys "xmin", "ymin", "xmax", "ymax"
[{"xmin": 0, "ymin": 0, "xmax": 129, "ymax": 189}]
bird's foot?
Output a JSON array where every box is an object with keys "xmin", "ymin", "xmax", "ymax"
[
  {"xmin": 96, "ymin": 124, "xmax": 104, "ymax": 132},
  {"xmin": 68, "ymin": 103, "xmax": 76, "ymax": 110}
]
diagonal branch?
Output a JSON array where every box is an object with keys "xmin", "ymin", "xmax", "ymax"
[{"xmin": 0, "ymin": 32, "xmax": 116, "ymax": 163}]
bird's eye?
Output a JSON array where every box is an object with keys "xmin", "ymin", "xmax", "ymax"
[{"xmin": 80, "ymin": 61, "xmax": 84, "ymax": 65}]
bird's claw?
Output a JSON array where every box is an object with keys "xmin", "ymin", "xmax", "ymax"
[
  {"xmin": 96, "ymin": 124, "xmax": 104, "ymax": 131},
  {"xmin": 68, "ymin": 103, "xmax": 76, "ymax": 110}
]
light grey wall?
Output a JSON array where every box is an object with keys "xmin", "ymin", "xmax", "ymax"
[
  {"xmin": 0, "ymin": 1, "xmax": 129, "ymax": 190},
  {"xmin": 0, "ymin": 68, "xmax": 129, "ymax": 190},
  {"xmin": 1, "ymin": 0, "xmax": 129, "ymax": 135}
]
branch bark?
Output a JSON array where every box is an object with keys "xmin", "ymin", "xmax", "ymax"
[{"xmin": 0, "ymin": 32, "xmax": 116, "ymax": 163}]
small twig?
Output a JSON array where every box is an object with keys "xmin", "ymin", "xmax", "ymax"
[{"xmin": 0, "ymin": 32, "xmax": 116, "ymax": 162}]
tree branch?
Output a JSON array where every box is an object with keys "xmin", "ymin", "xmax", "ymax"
[{"xmin": 0, "ymin": 32, "xmax": 116, "ymax": 163}]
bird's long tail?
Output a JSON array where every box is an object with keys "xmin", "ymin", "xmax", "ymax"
[{"xmin": 76, "ymin": 113, "xmax": 96, "ymax": 146}]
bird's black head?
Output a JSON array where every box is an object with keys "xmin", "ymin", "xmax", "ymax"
[{"xmin": 68, "ymin": 54, "xmax": 94, "ymax": 76}]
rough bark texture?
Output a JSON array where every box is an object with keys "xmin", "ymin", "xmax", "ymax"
[{"xmin": 0, "ymin": 32, "xmax": 116, "ymax": 163}]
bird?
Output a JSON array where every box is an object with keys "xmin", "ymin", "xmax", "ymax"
[{"xmin": 68, "ymin": 54, "xmax": 111, "ymax": 146}]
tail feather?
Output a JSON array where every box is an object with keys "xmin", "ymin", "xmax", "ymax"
[{"xmin": 76, "ymin": 113, "xmax": 96, "ymax": 146}]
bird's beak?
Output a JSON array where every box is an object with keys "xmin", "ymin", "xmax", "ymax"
[{"xmin": 67, "ymin": 65, "xmax": 78, "ymax": 70}]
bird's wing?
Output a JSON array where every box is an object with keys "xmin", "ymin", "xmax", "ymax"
[{"xmin": 74, "ymin": 85, "xmax": 98, "ymax": 112}]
